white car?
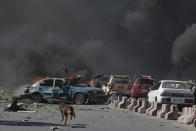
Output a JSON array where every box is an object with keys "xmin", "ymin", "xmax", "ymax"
[{"xmin": 148, "ymin": 80, "xmax": 194, "ymax": 105}]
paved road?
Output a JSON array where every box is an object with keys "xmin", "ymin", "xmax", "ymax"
[{"xmin": 0, "ymin": 104, "xmax": 194, "ymax": 131}]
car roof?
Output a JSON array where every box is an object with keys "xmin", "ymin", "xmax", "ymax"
[{"xmin": 160, "ymin": 80, "xmax": 185, "ymax": 83}]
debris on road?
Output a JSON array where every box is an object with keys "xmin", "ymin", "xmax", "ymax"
[
  {"xmin": 4, "ymin": 98, "xmax": 26, "ymax": 112},
  {"xmin": 50, "ymin": 126, "xmax": 60, "ymax": 131}
]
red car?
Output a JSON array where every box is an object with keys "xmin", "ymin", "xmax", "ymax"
[{"xmin": 131, "ymin": 76, "xmax": 157, "ymax": 98}]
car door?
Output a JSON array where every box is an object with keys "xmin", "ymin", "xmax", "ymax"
[
  {"xmin": 38, "ymin": 78, "xmax": 54, "ymax": 98},
  {"xmin": 53, "ymin": 79, "xmax": 65, "ymax": 97}
]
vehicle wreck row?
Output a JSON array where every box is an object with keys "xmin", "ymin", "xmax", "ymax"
[
  {"xmin": 20, "ymin": 76, "xmax": 107, "ymax": 104},
  {"xmin": 19, "ymin": 74, "xmax": 196, "ymax": 106}
]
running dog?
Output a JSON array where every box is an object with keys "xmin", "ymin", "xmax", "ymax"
[{"xmin": 59, "ymin": 103, "xmax": 76, "ymax": 125}]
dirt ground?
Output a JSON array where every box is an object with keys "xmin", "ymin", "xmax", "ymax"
[{"xmin": 0, "ymin": 102, "xmax": 195, "ymax": 131}]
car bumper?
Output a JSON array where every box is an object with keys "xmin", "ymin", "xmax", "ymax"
[{"xmin": 159, "ymin": 96, "xmax": 194, "ymax": 105}]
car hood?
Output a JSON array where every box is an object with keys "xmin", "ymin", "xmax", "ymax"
[{"xmin": 161, "ymin": 88, "xmax": 193, "ymax": 94}]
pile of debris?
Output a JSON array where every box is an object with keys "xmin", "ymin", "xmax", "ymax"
[
  {"xmin": 4, "ymin": 98, "xmax": 27, "ymax": 112},
  {"xmin": 4, "ymin": 98, "xmax": 37, "ymax": 113}
]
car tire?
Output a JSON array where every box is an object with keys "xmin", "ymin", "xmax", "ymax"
[
  {"xmin": 74, "ymin": 93, "xmax": 85, "ymax": 105},
  {"xmin": 32, "ymin": 93, "xmax": 42, "ymax": 103}
]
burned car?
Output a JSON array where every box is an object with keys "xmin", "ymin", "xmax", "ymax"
[
  {"xmin": 20, "ymin": 77, "xmax": 107, "ymax": 104},
  {"xmin": 93, "ymin": 74, "xmax": 110, "ymax": 88},
  {"xmin": 103, "ymin": 75, "xmax": 132, "ymax": 96}
]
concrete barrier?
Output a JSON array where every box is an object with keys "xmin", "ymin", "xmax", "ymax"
[
  {"xmin": 127, "ymin": 98, "xmax": 137, "ymax": 110},
  {"xmin": 157, "ymin": 104, "xmax": 170, "ymax": 118},
  {"xmin": 165, "ymin": 105, "xmax": 180, "ymax": 120},
  {"xmin": 149, "ymin": 102, "xmax": 161, "ymax": 116},
  {"xmin": 178, "ymin": 107, "xmax": 193, "ymax": 123},
  {"xmin": 118, "ymin": 96, "xmax": 128, "ymax": 109},
  {"xmin": 146, "ymin": 102, "xmax": 154, "ymax": 115},
  {"xmin": 114, "ymin": 96, "xmax": 122, "ymax": 107},
  {"xmin": 183, "ymin": 106, "xmax": 196, "ymax": 125},
  {"xmin": 133, "ymin": 99, "xmax": 142, "ymax": 112},
  {"xmin": 108, "ymin": 93, "xmax": 118, "ymax": 106},
  {"xmin": 178, "ymin": 106, "xmax": 196, "ymax": 124},
  {"xmin": 126, "ymin": 97, "xmax": 133, "ymax": 105},
  {"xmin": 138, "ymin": 99, "xmax": 149, "ymax": 113}
]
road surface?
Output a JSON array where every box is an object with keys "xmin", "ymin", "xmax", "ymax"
[{"xmin": 0, "ymin": 103, "xmax": 194, "ymax": 131}]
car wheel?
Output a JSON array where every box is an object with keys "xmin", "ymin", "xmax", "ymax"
[
  {"xmin": 32, "ymin": 94, "xmax": 42, "ymax": 103},
  {"xmin": 74, "ymin": 93, "xmax": 85, "ymax": 105}
]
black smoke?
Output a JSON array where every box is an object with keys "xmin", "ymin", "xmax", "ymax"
[
  {"xmin": 1, "ymin": 0, "xmax": 196, "ymax": 87},
  {"xmin": 172, "ymin": 24, "xmax": 196, "ymax": 79}
]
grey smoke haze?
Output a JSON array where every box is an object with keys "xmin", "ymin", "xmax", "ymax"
[
  {"xmin": 1, "ymin": 0, "xmax": 196, "ymax": 87},
  {"xmin": 172, "ymin": 24, "xmax": 196, "ymax": 79}
]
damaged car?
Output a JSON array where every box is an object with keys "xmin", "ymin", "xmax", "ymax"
[
  {"xmin": 20, "ymin": 77, "xmax": 107, "ymax": 104},
  {"xmin": 131, "ymin": 75, "xmax": 157, "ymax": 98},
  {"xmin": 103, "ymin": 75, "xmax": 132, "ymax": 96}
]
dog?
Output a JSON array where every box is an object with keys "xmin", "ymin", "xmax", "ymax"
[{"xmin": 59, "ymin": 103, "xmax": 76, "ymax": 125}]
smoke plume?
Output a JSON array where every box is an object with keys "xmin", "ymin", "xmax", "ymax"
[
  {"xmin": 172, "ymin": 24, "xmax": 196, "ymax": 79},
  {"xmin": 1, "ymin": 0, "xmax": 196, "ymax": 87}
]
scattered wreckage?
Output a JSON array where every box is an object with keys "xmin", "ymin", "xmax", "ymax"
[
  {"xmin": 4, "ymin": 98, "xmax": 26, "ymax": 112},
  {"xmin": 20, "ymin": 76, "xmax": 107, "ymax": 104}
]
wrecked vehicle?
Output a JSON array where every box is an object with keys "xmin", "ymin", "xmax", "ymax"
[
  {"xmin": 148, "ymin": 80, "xmax": 194, "ymax": 105},
  {"xmin": 20, "ymin": 77, "xmax": 107, "ymax": 104},
  {"xmin": 131, "ymin": 75, "xmax": 157, "ymax": 98},
  {"xmin": 103, "ymin": 75, "xmax": 132, "ymax": 96},
  {"xmin": 93, "ymin": 74, "xmax": 110, "ymax": 88}
]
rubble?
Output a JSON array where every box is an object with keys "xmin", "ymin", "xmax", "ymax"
[
  {"xmin": 4, "ymin": 98, "xmax": 27, "ymax": 112},
  {"xmin": 50, "ymin": 126, "xmax": 60, "ymax": 131}
]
